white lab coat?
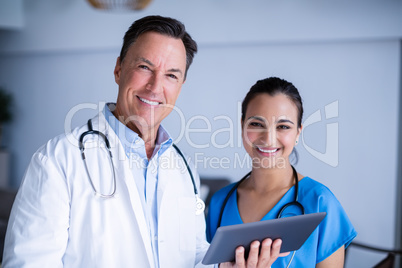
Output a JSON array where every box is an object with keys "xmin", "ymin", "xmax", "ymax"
[{"xmin": 3, "ymin": 113, "xmax": 212, "ymax": 268}]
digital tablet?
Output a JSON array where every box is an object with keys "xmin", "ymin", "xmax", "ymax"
[{"xmin": 202, "ymin": 212, "xmax": 326, "ymax": 265}]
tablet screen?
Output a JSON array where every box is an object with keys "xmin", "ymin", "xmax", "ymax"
[{"xmin": 202, "ymin": 212, "xmax": 326, "ymax": 265}]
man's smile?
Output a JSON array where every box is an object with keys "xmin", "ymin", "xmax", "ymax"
[{"xmin": 137, "ymin": 96, "xmax": 161, "ymax": 106}]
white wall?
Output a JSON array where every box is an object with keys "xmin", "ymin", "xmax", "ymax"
[
  {"xmin": 0, "ymin": 0, "xmax": 24, "ymax": 30},
  {"xmin": 0, "ymin": 1, "xmax": 401, "ymax": 267}
]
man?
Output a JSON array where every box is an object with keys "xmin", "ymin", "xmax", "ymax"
[{"xmin": 3, "ymin": 15, "xmax": 281, "ymax": 267}]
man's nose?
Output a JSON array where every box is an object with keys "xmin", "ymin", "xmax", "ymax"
[{"xmin": 146, "ymin": 74, "xmax": 163, "ymax": 93}]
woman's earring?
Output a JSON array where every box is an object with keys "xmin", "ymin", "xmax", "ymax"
[{"xmin": 295, "ymin": 140, "xmax": 298, "ymax": 145}]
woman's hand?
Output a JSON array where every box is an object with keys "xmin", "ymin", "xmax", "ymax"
[{"xmin": 219, "ymin": 238, "xmax": 289, "ymax": 268}]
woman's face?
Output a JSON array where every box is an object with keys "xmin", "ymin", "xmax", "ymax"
[{"xmin": 242, "ymin": 93, "xmax": 301, "ymax": 169}]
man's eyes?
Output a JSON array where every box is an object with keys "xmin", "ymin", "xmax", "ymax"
[
  {"xmin": 138, "ymin": 65, "xmax": 150, "ymax": 70},
  {"xmin": 136, "ymin": 66, "xmax": 179, "ymax": 80},
  {"xmin": 167, "ymin": 74, "xmax": 178, "ymax": 80}
]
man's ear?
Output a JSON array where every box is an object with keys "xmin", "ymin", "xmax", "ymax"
[{"xmin": 114, "ymin": 57, "xmax": 122, "ymax": 84}]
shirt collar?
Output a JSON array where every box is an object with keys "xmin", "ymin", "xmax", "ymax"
[{"xmin": 103, "ymin": 103, "xmax": 173, "ymax": 158}]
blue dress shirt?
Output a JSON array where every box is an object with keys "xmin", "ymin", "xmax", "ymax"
[{"xmin": 103, "ymin": 103, "xmax": 173, "ymax": 268}]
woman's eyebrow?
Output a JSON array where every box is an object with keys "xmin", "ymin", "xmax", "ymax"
[
  {"xmin": 247, "ymin": 116, "xmax": 265, "ymax": 122},
  {"xmin": 277, "ymin": 119, "xmax": 294, "ymax": 125}
]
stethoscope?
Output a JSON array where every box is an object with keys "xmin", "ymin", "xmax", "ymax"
[
  {"xmin": 217, "ymin": 165, "xmax": 305, "ymax": 267},
  {"xmin": 78, "ymin": 119, "xmax": 205, "ymax": 215}
]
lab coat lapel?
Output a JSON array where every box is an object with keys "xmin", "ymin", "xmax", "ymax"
[
  {"xmin": 156, "ymin": 148, "xmax": 177, "ymax": 214},
  {"xmin": 93, "ymin": 113, "xmax": 155, "ymax": 268},
  {"xmin": 157, "ymin": 147, "xmax": 192, "ymax": 217}
]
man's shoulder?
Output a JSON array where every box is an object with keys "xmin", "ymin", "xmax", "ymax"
[{"xmin": 34, "ymin": 120, "xmax": 91, "ymax": 160}]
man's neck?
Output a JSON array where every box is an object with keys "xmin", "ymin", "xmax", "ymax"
[{"xmin": 112, "ymin": 110, "xmax": 159, "ymax": 159}]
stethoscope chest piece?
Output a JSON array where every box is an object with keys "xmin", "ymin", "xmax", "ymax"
[{"xmin": 195, "ymin": 196, "xmax": 205, "ymax": 215}]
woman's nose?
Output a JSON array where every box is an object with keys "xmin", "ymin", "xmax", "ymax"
[{"xmin": 263, "ymin": 128, "xmax": 276, "ymax": 146}]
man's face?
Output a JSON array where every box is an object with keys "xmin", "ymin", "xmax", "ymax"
[{"xmin": 114, "ymin": 31, "xmax": 187, "ymax": 134}]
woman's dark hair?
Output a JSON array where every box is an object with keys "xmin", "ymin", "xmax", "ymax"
[
  {"xmin": 241, "ymin": 77, "xmax": 303, "ymax": 164},
  {"xmin": 241, "ymin": 77, "xmax": 303, "ymax": 128},
  {"xmin": 119, "ymin": 15, "xmax": 197, "ymax": 80}
]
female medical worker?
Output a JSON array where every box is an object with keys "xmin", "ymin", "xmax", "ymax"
[{"xmin": 207, "ymin": 77, "xmax": 357, "ymax": 267}]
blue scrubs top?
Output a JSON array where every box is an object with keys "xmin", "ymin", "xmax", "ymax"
[{"xmin": 206, "ymin": 177, "xmax": 357, "ymax": 266}]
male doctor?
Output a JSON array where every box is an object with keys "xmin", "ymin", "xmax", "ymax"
[{"xmin": 3, "ymin": 15, "xmax": 282, "ymax": 267}]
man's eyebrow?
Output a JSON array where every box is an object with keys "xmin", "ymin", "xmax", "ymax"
[
  {"xmin": 138, "ymin": 57, "xmax": 154, "ymax": 66},
  {"xmin": 168, "ymin": 68, "xmax": 183, "ymax": 76}
]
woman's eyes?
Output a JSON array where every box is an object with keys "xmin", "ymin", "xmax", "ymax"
[
  {"xmin": 248, "ymin": 122, "xmax": 291, "ymax": 130},
  {"xmin": 277, "ymin": 125, "xmax": 291, "ymax": 130},
  {"xmin": 249, "ymin": 122, "xmax": 263, "ymax": 127}
]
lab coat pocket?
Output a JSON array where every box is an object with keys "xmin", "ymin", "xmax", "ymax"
[{"xmin": 179, "ymin": 197, "xmax": 196, "ymax": 251}]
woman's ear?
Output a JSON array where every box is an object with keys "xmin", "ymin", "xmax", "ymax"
[{"xmin": 296, "ymin": 124, "xmax": 303, "ymax": 145}]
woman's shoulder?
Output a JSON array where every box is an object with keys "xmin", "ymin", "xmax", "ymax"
[
  {"xmin": 299, "ymin": 177, "xmax": 344, "ymax": 211},
  {"xmin": 210, "ymin": 182, "xmax": 237, "ymax": 204},
  {"xmin": 300, "ymin": 177, "xmax": 333, "ymax": 194}
]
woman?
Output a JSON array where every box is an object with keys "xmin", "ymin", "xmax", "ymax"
[{"xmin": 207, "ymin": 77, "xmax": 357, "ymax": 267}]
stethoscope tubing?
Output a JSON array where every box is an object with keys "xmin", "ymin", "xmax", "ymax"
[
  {"xmin": 79, "ymin": 119, "xmax": 117, "ymax": 198},
  {"xmin": 217, "ymin": 165, "xmax": 304, "ymax": 228},
  {"xmin": 78, "ymin": 119, "xmax": 205, "ymax": 215}
]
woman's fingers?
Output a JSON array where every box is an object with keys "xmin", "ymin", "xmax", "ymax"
[
  {"xmin": 245, "ymin": 240, "xmax": 261, "ymax": 267},
  {"xmin": 269, "ymin": 238, "xmax": 281, "ymax": 260},
  {"xmin": 271, "ymin": 238, "xmax": 290, "ymax": 257},
  {"xmin": 219, "ymin": 238, "xmax": 284, "ymax": 268},
  {"xmin": 234, "ymin": 246, "xmax": 246, "ymax": 267},
  {"xmin": 250, "ymin": 238, "xmax": 282, "ymax": 267},
  {"xmin": 258, "ymin": 238, "xmax": 273, "ymax": 266}
]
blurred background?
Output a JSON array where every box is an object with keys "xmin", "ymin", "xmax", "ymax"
[{"xmin": 0, "ymin": 0, "xmax": 401, "ymax": 267}]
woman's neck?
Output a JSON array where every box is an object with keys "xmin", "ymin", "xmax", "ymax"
[{"xmin": 244, "ymin": 164, "xmax": 295, "ymax": 194}]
